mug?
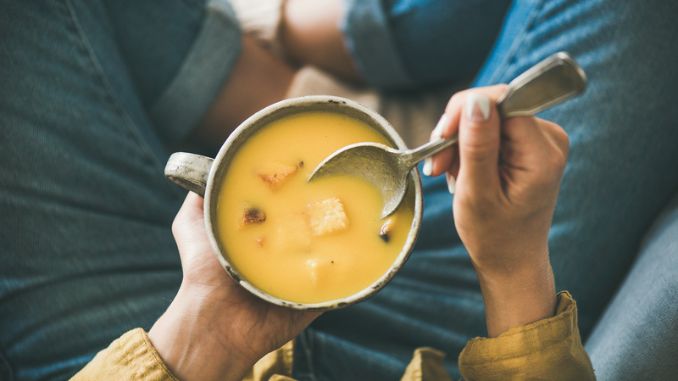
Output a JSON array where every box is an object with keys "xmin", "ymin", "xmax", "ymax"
[{"xmin": 165, "ymin": 95, "xmax": 423, "ymax": 310}]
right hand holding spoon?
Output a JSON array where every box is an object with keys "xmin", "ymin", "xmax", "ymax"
[{"xmin": 427, "ymin": 85, "xmax": 569, "ymax": 337}]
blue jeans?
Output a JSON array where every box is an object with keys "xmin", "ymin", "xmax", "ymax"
[
  {"xmin": 1, "ymin": 1, "xmax": 677, "ymax": 381},
  {"xmin": 0, "ymin": 1, "xmax": 240, "ymax": 380},
  {"xmin": 294, "ymin": 0, "xmax": 678, "ymax": 380}
]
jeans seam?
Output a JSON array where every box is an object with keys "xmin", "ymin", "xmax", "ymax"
[{"xmin": 62, "ymin": 0, "xmax": 165, "ymax": 172}]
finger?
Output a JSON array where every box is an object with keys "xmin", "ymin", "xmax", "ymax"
[
  {"xmin": 297, "ymin": 310, "xmax": 323, "ymax": 326},
  {"xmin": 445, "ymin": 157, "xmax": 460, "ymax": 194},
  {"xmin": 427, "ymin": 101, "xmax": 461, "ymax": 176},
  {"xmin": 502, "ymin": 117, "xmax": 567, "ymax": 168},
  {"xmin": 535, "ymin": 119, "xmax": 570, "ymax": 178},
  {"xmin": 172, "ymin": 192, "xmax": 210, "ymax": 262},
  {"xmin": 457, "ymin": 92, "xmax": 501, "ymax": 195},
  {"xmin": 429, "ymin": 85, "xmax": 508, "ymax": 176},
  {"xmin": 424, "ymin": 114, "xmax": 453, "ymax": 176},
  {"xmin": 539, "ymin": 119, "xmax": 570, "ymax": 157},
  {"xmin": 502, "ymin": 116, "xmax": 542, "ymax": 145}
]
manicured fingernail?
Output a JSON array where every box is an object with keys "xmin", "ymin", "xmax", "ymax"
[
  {"xmin": 423, "ymin": 158, "xmax": 433, "ymax": 176},
  {"xmin": 465, "ymin": 93, "xmax": 490, "ymax": 122},
  {"xmin": 431, "ymin": 114, "xmax": 449, "ymax": 140},
  {"xmin": 445, "ymin": 173, "xmax": 456, "ymax": 194}
]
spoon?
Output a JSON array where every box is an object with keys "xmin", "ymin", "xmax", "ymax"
[{"xmin": 308, "ymin": 52, "xmax": 587, "ymax": 218}]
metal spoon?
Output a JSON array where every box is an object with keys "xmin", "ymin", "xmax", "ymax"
[{"xmin": 308, "ymin": 52, "xmax": 587, "ymax": 218}]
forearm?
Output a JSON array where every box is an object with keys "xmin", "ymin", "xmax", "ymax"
[{"xmin": 474, "ymin": 255, "xmax": 557, "ymax": 337}]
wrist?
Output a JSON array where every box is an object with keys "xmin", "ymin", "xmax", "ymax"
[
  {"xmin": 467, "ymin": 236, "xmax": 550, "ymax": 277},
  {"xmin": 148, "ymin": 284, "xmax": 256, "ymax": 381},
  {"xmin": 474, "ymin": 254, "xmax": 557, "ymax": 337}
]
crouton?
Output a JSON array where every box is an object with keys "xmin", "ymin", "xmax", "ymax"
[
  {"xmin": 241, "ymin": 207, "xmax": 266, "ymax": 227},
  {"xmin": 257, "ymin": 162, "xmax": 298, "ymax": 190},
  {"xmin": 306, "ymin": 197, "xmax": 349, "ymax": 236}
]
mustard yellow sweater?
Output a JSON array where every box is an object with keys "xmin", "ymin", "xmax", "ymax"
[{"xmin": 72, "ymin": 292, "xmax": 594, "ymax": 380}]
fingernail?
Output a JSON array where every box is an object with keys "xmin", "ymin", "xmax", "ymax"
[
  {"xmin": 465, "ymin": 93, "xmax": 490, "ymax": 122},
  {"xmin": 423, "ymin": 158, "xmax": 433, "ymax": 176},
  {"xmin": 431, "ymin": 114, "xmax": 449, "ymax": 140},
  {"xmin": 445, "ymin": 173, "xmax": 456, "ymax": 194}
]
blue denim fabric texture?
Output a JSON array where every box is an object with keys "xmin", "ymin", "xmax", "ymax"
[
  {"xmin": 1, "ymin": 0, "xmax": 677, "ymax": 381},
  {"xmin": 342, "ymin": 0, "xmax": 511, "ymax": 89},
  {"xmin": 0, "ymin": 0, "xmax": 240, "ymax": 380},
  {"xmin": 585, "ymin": 194, "xmax": 678, "ymax": 380},
  {"xmin": 294, "ymin": 0, "xmax": 678, "ymax": 380}
]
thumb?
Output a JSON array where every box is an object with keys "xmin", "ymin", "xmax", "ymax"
[
  {"xmin": 172, "ymin": 192, "xmax": 212, "ymax": 262},
  {"xmin": 457, "ymin": 92, "xmax": 501, "ymax": 195}
]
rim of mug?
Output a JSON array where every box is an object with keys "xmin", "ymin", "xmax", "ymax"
[{"xmin": 203, "ymin": 95, "xmax": 423, "ymax": 310}]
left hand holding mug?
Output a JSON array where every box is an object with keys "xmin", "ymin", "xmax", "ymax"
[{"xmin": 149, "ymin": 192, "xmax": 320, "ymax": 381}]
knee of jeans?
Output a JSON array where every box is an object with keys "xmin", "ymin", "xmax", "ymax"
[{"xmin": 0, "ymin": 349, "xmax": 14, "ymax": 381}]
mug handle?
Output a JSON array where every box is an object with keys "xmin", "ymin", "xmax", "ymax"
[{"xmin": 164, "ymin": 152, "xmax": 214, "ymax": 197}]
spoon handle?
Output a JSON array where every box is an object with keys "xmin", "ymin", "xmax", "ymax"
[
  {"xmin": 497, "ymin": 52, "xmax": 587, "ymax": 117},
  {"xmin": 400, "ymin": 52, "xmax": 587, "ymax": 169},
  {"xmin": 400, "ymin": 135, "xmax": 458, "ymax": 169}
]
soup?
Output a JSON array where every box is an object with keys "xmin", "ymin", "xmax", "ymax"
[{"xmin": 216, "ymin": 111, "xmax": 414, "ymax": 304}]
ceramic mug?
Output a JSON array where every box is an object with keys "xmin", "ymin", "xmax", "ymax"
[{"xmin": 164, "ymin": 95, "xmax": 423, "ymax": 310}]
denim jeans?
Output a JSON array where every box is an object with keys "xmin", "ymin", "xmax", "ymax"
[
  {"xmin": 294, "ymin": 0, "xmax": 678, "ymax": 380},
  {"xmin": 1, "ymin": 1, "xmax": 677, "ymax": 381},
  {"xmin": 0, "ymin": 1, "xmax": 240, "ymax": 380}
]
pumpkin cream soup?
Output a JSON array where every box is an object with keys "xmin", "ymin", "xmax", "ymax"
[{"xmin": 216, "ymin": 111, "xmax": 414, "ymax": 304}]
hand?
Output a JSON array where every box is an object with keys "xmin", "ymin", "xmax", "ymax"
[
  {"xmin": 427, "ymin": 85, "xmax": 569, "ymax": 336},
  {"xmin": 149, "ymin": 193, "xmax": 320, "ymax": 381}
]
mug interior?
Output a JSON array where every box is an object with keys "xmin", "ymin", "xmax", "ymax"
[{"xmin": 203, "ymin": 96, "xmax": 423, "ymax": 310}]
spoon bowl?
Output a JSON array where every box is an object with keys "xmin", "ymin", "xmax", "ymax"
[{"xmin": 310, "ymin": 142, "xmax": 409, "ymax": 218}]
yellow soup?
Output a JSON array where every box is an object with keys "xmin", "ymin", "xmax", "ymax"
[{"xmin": 216, "ymin": 111, "xmax": 414, "ymax": 304}]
